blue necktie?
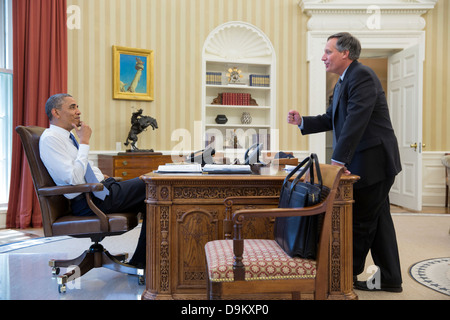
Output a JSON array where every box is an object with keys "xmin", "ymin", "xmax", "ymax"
[
  {"xmin": 70, "ymin": 133, "xmax": 109, "ymax": 200},
  {"xmin": 332, "ymin": 79, "xmax": 343, "ymax": 148}
]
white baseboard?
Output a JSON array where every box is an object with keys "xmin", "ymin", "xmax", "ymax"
[{"xmin": 422, "ymin": 152, "xmax": 448, "ymax": 207}]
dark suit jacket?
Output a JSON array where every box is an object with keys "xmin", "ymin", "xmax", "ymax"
[{"xmin": 302, "ymin": 60, "xmax": 402, "ymax": 189}]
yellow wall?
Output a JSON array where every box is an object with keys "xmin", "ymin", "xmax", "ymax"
[
  {"xmin": 423, "ymin": 0, "xmax": 449, "ymax": 151},
  {"xmin": 67, "ymin": 0, "xmax": 308, "ymax": 152},
  {"xmin": 67, "ymin": 0, "xmax": 449, "ymax": 153}
]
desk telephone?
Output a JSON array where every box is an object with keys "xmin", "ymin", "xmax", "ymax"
[
  {"xmin": 186, "ymin": 146, "xmax": 216, "ymax": 166},
  {"xmin": 244, "ymin": 143, "xmax": 263, "ymax": 165},
  {"xmin": 187, "ymin": 143, "xmax": 263, "ymax": 166}
]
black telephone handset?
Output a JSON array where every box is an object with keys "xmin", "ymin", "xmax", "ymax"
[
  {"xmin": 244, "ymin": 143, "xmax": 263, "ymax": 165},
  {"xmin": 187, "ymin": 146, "xmax": 216, "ymax": 166}
]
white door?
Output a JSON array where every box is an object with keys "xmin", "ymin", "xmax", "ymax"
[{"xmin": 388, "ymin": 45, "xmax": 423, "ymax": 211}]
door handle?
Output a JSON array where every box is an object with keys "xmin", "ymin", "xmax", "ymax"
[{"xmin": 410, "ymin": 143, "xmax": 425, "ymax": 152}]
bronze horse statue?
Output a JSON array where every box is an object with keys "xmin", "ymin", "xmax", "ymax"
[{"xmin": 124, "ymin": 109, "xmax": 158, "ymax": 152}]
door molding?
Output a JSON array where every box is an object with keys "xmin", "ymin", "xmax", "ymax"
[{"xmin": 300, "ymin": 0, "xmax": 438, "ymax": 32}]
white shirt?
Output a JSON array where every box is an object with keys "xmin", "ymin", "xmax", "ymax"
[{"xmin": 39, "ymin": 125, "xmax": 104, "ymax": 199}]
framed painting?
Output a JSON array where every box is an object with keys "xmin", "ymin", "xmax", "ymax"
[{"xmin": 113, "ymin": 46, "xmax": 154, "ymax": 101}]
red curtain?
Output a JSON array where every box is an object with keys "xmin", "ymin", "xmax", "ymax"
[{"xmin": 7, "ymin": 0, "xmax": 68, "ymax": 229}]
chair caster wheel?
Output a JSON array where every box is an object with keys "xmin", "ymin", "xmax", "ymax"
[
  {"xmin": 138, "ymin": 275, "xmax": 145, "ymax": 285},
  {"xmin": 58, "ymin": 284, "xmax": 66, "ymax": 294},
  {"xmin": 52, "ymin": 267, "xmax": 60, "ymax": 276}
]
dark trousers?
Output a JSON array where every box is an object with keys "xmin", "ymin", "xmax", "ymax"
[
  {"xmin": 71, "ymin": 177, "xmax": 147, "ymax": 266},
  {"xmin": 352, "ymin": 176, "xmax": 402, "ymax": 285}
]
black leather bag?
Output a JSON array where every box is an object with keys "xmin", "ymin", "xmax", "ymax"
[{"xmin": 274, "ymin": 154, "xmax": 325, "ymax": 259}]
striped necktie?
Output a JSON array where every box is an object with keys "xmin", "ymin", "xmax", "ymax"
[{"xmin": 70, "ymin": 133, "xmax": 109, "ymax": 200}]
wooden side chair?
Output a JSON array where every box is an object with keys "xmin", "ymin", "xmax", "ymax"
[
  {"xmin": 16, "ymin": 126, "xmax": 144, "ymax": 293},
  {"xmin": 205, "ymin": 164, "xmax": 344, "ymax": 300}
]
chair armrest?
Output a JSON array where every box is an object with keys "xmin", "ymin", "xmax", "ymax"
[
  {"xmin": 225, "ymin": 196, "xmax": 279, "ymax": 207},
  {"xmin": 232, "ymin": 201, "xmax": 328, "ymax": 226},
  {"xmin": 37, "ymin": 183, "xmax": 104, "ymax": 196},
  {"xmin": 85, "ymin": 193, "xmax": 110, "ymax": 232},
  {"xmin": 38, "ymin": 183, "xmax": 110, "ymax": 232}
]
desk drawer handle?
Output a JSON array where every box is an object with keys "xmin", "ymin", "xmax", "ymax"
[
  {"xmin": 122, "ymin": 161, "xmax": 128, "ymax": 166},
  {"xmin": 122, "ymin": 171, "xmax": 128, "ymax": 176}
]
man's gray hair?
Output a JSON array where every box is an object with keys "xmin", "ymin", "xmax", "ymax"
[
  {"xmin": 45, "ymin": 93, "xmax": 72, "ymax": 120},
  {"xmin": 328, "ymin": 32, "xmax": 361, "ymax": 61}
]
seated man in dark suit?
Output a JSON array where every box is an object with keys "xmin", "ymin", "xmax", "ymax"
[
  {"xmin": 39, "ymin": 93, "xmax": 146, "ymax": 267},
  {"xmin": 288, "ymin": 32, "xmax": 403, "ymax": 292}
]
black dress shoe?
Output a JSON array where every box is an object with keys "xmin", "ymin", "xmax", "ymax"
[{"xmin": 353, "ymin": 277, "xmax": 403, "ymax": 293}]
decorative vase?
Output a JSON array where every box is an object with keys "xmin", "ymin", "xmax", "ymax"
[
  {"xmin": 241, "ymin": 112, "xmax": 252, "ymax": 124},
  {"xmin": 215, "ymin": 114, "xmax": 228, "ymax": 124}
]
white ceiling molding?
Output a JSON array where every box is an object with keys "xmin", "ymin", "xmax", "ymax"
[{"xmin": 299, "ymin": 0, "xmax": 438, "ymax": 31}]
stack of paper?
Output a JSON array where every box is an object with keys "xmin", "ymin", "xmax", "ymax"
[
  {"xmin": 202, "ymin": 164, "xmax": 252, "ymax": 174},
  {"xmin": 156, "ymin": 164, "xmax": 202, "ymax": 173},
  {"xmin": 156, "ymin": 164, "xmax": 254, "ymax": 174},
  {"xmin": 283, "ymin": 165, "xmax": 297, "ymax": 172}
]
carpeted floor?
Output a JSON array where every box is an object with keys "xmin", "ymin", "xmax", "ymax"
[
  {"xmin": 0, "ymin": 213, "xmax": 449, "ymax": 300},
  {"xmin": 0, "ymin": 226, "xmax": 144, "ymax": 300},
  {"xmin": 0, "ymin": 229, "xmax": 42, "ymax": 247}
]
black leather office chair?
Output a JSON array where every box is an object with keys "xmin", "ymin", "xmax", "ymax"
[{"xmin": 16, "ymin": 125, "xmax": 144, "ymax": 293}]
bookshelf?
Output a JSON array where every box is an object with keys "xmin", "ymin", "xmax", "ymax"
[{"xmin": 202, "ymin": 22, "xmax": 276, "ymax": 161}]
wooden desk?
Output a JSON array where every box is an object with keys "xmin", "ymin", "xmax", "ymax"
[{"xmin": 140, "ymin": 169, "xmax": 359, "ymax": 300}]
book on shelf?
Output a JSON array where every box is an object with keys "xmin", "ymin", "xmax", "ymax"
[
  {"xmin": 210, "ymin": 93, "xmax": 258, "ymax": 106},
  {"xmin": 206, "ymin": 72, "xmax": 222, "ymax": 85},
  {"xmin": 249, "ymin": 74, "xmax": 270, "ymax": 87},
  {"xmin": 222, "ymin": 92, "xmax": 251, "ymax": 106}
]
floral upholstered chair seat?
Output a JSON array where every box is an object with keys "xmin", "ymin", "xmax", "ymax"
[{"xmin": 205, "ymin": 239, "xmax": 316, "ymax": 282}]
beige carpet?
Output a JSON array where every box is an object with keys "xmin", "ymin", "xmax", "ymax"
[{"xmin": 0, "ymin": 229, "xmax": 41, "ymax": 246}]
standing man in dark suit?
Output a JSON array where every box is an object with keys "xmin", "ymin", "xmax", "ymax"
[
  {"xmin": 288, "ymin": 32, "xmax": 403, "ymax": 292},
  {"xmin": 39, "ymin": 93, "xmax": 146, "ymax": 268}
]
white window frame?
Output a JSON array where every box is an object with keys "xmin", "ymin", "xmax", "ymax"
[{"xmin": 0, "ymin": 0, "xmax": 13, "ymax": 214}]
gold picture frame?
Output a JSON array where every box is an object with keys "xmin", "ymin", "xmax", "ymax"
[{"xmin": 113, "ymin": 46, "xmax": 154, "ymax": 101}]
